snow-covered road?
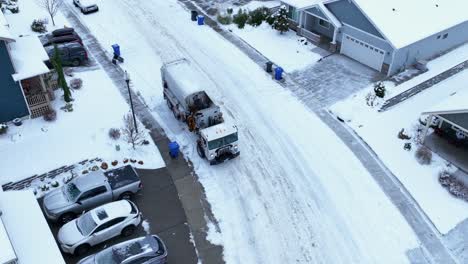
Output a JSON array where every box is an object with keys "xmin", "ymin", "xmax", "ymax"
[{"xmin": 63, "ymin": 0, "xmax": 421, "ymax": 262}]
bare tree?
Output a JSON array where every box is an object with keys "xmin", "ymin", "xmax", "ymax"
[
  {"xmin": 122, "ymin": 113, "xmax": 144, "ymax": 149},
  {"xmin": 36, "ymin": 0, "xmax": 63, "ymax": 26}
]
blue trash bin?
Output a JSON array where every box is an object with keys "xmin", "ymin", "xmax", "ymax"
[
  {"xmin": 197, "ymin": 15, "xmax": 205, "ymax": 25},
  {"xmin": 275, "ymin": 67, "xmax": 284, "ymax": 80},
  {"xmin": 112, "ymin": 44, "xmax": 121, "ymax": 57},
  {"xmin": 169, "ymin": 141, "xmax": 180, "ymax": 158}
]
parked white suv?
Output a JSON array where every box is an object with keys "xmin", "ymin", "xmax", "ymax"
[
  {"xmin": 73, "ymin": 0, "xmax": 99, "ymax": 14},
  {"xmin": 58, "ymin": 200, "xmax": 141, "ymax": 256}
]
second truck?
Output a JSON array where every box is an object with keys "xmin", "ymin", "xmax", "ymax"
[{"xmin": 161, "ymin": 59, "xmax": 240, "ymax": 165}]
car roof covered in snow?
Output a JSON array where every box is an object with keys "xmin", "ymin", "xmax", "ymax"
[
  {"xmin": 281, "ymin": 0, "xmax": 325, "ymax": 9},
  {"xmin": 91, "ymin": 200, "xmax": 133, "ymax": 224},
  {"xmin": 0, "ymin": 191, "xmax": 65, "ymax": 264},
  {"xmin": 0, "ymin": 11, "xmax": 14, "ymax": 42},
  {"xmin": 201, "ymin": 122, "xmax": 238, "ymax": 141},
  {"xmin": 351, "ymin": 0, "xmax": 468, "ymax": 49},
  {"xmin": 162, "ymin": 59, "xmax": 216, "ymax": 102},
  {"xmin": 422, "ymin": 87, "xmax": 468, "ymax": 115}
]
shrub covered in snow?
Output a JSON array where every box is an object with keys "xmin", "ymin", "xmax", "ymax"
[
  {"xmin": 415, "ymin": 146, "xmax": 432, "ymax": 165},
  {"xmin": 233, "ymin": 9, "xmax": 249, "ymax": 29},
  {"xmin": 108, "ymin": 128, "xmax": 121, "ymax": 140},
  {"xmin": 248, "ymin": 7, "xmax": 270, "ymax": 27},
  {"xmin": 271, "ymin": 5, "xmax": 289, "ymax": 34},
  {"xmin": 439, "ymin": 170, "xmax": 468, "ymax": 201},
  {"xmin": 373, "ymin": 82, "xmax": 386, "ymax": 98},
  {"xmin": 397, "ymin": 128, "xmax": 411, "ymax": 140},
  {"xmin": 70, "ymin": 78, "xmax": 83, "ymax": 89},
  {"xmin": 0, "ymin": 123, "xmax": 8, "ymax": 135},
  {"xmin": 217, "ymin": 13, "xmax": 232, "ymax": 25},
  {"xmin": 31, "ymin": 19, "xmax": 47, "ymax": 33},
  {"xmin": 43, "ymin": 109, "xmax": 57, "ymax": 122}
]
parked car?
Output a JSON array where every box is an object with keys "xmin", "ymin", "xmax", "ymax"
[
  {"xmin": 45, "ymin": 42, "xmax": 88, "ymax": 67},
  {"xmin": 43, "ymin": 165, "xmax": 142, "ymax": 223},
  {"xmin": 58, "ymin": 200, "xmax": 142, "ymax": 256},
  {"xmin": 41, "ymin": 33, "xmax": 83, "ymax": 47},
  {"xmin": 77, "ymin": 235, "xmax": 168, "ymax": 264},
  {"xmin": 52, "ymin": 27, "xmax": 76, "ymax": 37},
  {"xmin": 73, "ymin": 0, "xmax": 99, "ymax": 14}
]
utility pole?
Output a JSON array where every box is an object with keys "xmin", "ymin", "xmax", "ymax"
[{"xmin": 124, "ymin": 71, "xmax": 138, "ymax": 133}]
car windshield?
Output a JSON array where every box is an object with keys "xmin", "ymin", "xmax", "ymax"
[
  {"xmin": 94, "ymin": 249, "xmax": 118, "ymax": 264},
  {"xmin": 76, "ymin": 212, "xmax": 97, "ymax": 235},
  {"xmin": 64, "ymin": 183, "xmax": 81, "ymax": 201},
  {"xmin": 207, "ymin": 132, "xmax": 238, "ymax": 150}
]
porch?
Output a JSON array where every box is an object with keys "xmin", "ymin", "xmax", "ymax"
[
  {"xmin": 425, "ymin": 132, "xmax": 468, "ymax": 173},
  {"xmin": 296, "ymin": 6, "xmax": 339, "ymax": 52},
  {"xmin": 21, "ymin": 75, "xmax": 54, "ymax": 118}
]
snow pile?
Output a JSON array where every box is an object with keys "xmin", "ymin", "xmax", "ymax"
[
  {"xmin": 331, "ymin": 68, "xmax": 468, "ymax": 234},
  {"xmin": 142, "ymin": 219, "xmax": 151, "ymax": 234}
]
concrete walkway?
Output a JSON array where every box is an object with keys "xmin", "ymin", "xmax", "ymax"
[
  {"xmin": 61, "ymin": 6, "xmax": 224, "ymax": 264},
  {"xmin": 175, "ymin": 1, "xmax": 459, "ymax": 263}
]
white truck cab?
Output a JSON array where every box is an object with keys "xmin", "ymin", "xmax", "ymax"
[{"xmin": 198, "ymin": 122, "xmax": 240, "ymax": 165}]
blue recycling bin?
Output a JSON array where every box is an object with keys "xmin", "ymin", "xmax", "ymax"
[
  {"xmin": 169, "ymin": 141, "xmax": 180, "ymax": 158},
  {"xmin": 275, "ymin": 67, "xmax": 284, "ymax": 80},
  {"xmin": 112, "ymin": 44, "xmax": 120, "ymax": 57},
  {"xmin": 197, "ymin": 15, "xmax": 205, "ymax": 25}
]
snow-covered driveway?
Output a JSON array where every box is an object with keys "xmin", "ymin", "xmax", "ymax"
[{"xmin": 63, "ymin": 0, "xmax": 421, "ymax": 262}]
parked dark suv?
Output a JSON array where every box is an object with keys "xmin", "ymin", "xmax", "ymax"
[
  {"xmin": 52, "ymin": 27, "xmax": 76, "ymax": 37},
  {"xmin": 40, "ymin": 28, "xmax": 83, "ymax": 47},
  {"xmin": 45, "ymin": 42, "xmax": 88, "ymax": 67}
]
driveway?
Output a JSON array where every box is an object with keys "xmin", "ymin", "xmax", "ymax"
[{"xmin": 47, "ymin": 168, "xmax": 198, "ymax": 264}]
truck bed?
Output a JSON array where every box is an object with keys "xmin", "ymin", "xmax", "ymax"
[{"xmin": 104, "ymin": 165, "xmax": 140, "ymax": 190}]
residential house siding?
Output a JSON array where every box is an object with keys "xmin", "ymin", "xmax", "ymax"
[
  {"xmin": 326, "ymin": 0, "xmax": 383, "ymax": 39},
  {"xmin": 303, "ymin": 10, "xmax": 335, "ymax": 39},
  {"xmin": 0, "ymin": 41, "xmax": 29, "ymax": 123},
  {"xmin": 390, "ymin": 20, "xmax": 468, "ymax": 74}
]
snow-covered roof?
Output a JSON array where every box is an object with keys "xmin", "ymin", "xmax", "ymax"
[
  {"xmin": 422, "ymin": 88, "xmax": 468, "ymax": 115},
  {"xmin": 0, "ymin": 191, "xmax": 65, "ymax": 264},
  {"xmin": 202, "ymin": 122, "xmax": 238, "ymax": 141},
  {"xmin": 9, "ymin": 35, "xmax": 50, "ymax": 81},
  {"xmin": 282, "ymin": 0, "xmax": 321, "ymax": 9},
  {"xmin": 0, "ymin": 11, "xmax": 14, "ymax": 42},
  {"xmin": 92, "ymin": 200, "xmax": 132, "ymax": 224},
  {"xmin": 352, "ymin": 0, "xmax": 468, "ymax": 49},
  {"xmin": 0, "ymin": 218, "xmax": 16, "ymax": 264}
]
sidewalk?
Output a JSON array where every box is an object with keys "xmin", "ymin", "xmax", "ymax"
[{"xmin": 61, "ymin": 6, "xmax": 224, "ymax": 264}]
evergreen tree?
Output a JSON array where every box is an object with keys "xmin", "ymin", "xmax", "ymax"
[
  {"xmin": 272, "ymin": 5, "xmax": 289, "ymax": 34},
  {"xmin": 52, "ymin": 45, "xmax": 72, "ymax": 102}
]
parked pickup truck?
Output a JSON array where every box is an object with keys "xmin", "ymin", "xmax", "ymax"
[{"xmin": 42, "ymin": 165, "xmax": 142, "ymax": 224}]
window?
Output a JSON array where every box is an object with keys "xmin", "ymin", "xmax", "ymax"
[
  {"xmin": 437, "ymin": 35, "xmax": 441, "ymax": 39},
  {"xmin": 78, "ymin": 186, "xmax": 107, "ymax": 201},
  {"xmin": 443, "ymin": 33, "xmax": 448, "ymax": 39},
  {"xmin": 287, "ymin": 5, "xmax": 298, "ymax": 21},
  {"xmin": 318, "ymin": 19, "xmax": 330, "ymax": 29}
]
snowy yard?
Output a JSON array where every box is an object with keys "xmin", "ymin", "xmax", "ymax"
[
  {"xmin": 331, "ymin": 53, "xmax": 468, "ymax": 234},
  {"xmin": 0, "ymin": 1, "xmax": 164, "ymax": 185},
  {"xmin": 64, "ymin": 0, "xmax": 423, "ymax": 262}
]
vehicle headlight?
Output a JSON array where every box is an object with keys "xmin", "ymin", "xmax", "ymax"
[
  {"xmin": 234, "ymin": 145, "xmax": 238, "ymax": 150},
  {"xmin": 210, "ymin": 154, "xmax": 214, "ymax": 158}
]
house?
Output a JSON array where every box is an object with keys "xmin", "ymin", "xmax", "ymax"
[
  {"xmin": 280, "ymin": 0, "xmax": 468, "ymax": 76},
  {"xmin": 0, "ymin": 12, "xmax": 55, "ymax": 124},
  {"xmin": 0, "ymin": 190, "xmax": 65, "ymax": 264},
  {"xmin": 422, "ymin": 89, "xmax": 468, "ymax": 172}
]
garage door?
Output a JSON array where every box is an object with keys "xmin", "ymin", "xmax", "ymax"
[{"xmin": 341, "ymin": 34, "xmax": 385, "ymax": 71}]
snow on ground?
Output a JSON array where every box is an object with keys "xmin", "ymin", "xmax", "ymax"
[
  {"xmin": 0, "ymin": 69, "xmax": 165, "ymax": 184},
  {"xmin": 67, "ymin": 0, "xmax": 421, "ymax": 262},
  {"xmin": 331, "ymin": 67, "xmax": 468, "ymax": 234},
  {"xmin": 227, "ymin": 23, "xmax": 323, "ymax": 71},
  {"xmin": 0, "ymin": 0, "xmax": 164, "ymax": 184}
]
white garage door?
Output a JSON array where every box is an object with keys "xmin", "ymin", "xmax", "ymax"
[{"xmin": 341, "ymin": 34, "xmax": 385, "ymax": 71}]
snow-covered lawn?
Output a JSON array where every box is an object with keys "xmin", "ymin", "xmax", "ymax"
[
  {"xmin": 331, "ymin": 66, "xmax": 468, "ymax": 234},
  {"xmin": 67, "ymin": 0, "xmax": 422, "ymax": 262},
  {"xmin": 0, "ymin": 3, "xmax": 164, "ymax": 185}
]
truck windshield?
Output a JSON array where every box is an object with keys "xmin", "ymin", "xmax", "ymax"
[
  {"xmin": 208, "ymin": 132, "xmax": 238, "ymax": 150},
  {"xmin": 65, "ymin": 183, "xmax": 81, "ymax": 201}
]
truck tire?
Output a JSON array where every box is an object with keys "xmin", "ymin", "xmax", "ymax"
[
  {"xmin": 119, "ymin": 192, "xmax": 133, "ymax": 200},
  {"xmin": 121, "ymin": 225, "xmax": 136, "ymax": 237},
  {"xmin": 71, "ymin": 59, "xmax": 81, "ymax": 67},
  {"xmin": 59, "ymin": 212, "xmax": 76, "ymax": 224},
  {"xmin": 74, "ymin": 244, "xmax": 90, "ymax": 256},
  {"xmin": 197, "ymin": 142, "xmax": 205, "ymax": 158}
]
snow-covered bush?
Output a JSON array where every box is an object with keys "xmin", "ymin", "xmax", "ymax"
[
  {"xmin": 70, "ymin": 78, "xmax": 83, "ymax": 89},
  {"xmin": 397, "ymin": 128, "xmax": 411, "ymax": 140},
  {"xmin": 373, "ymin": 82, "xmax": 386, "ymax": 98},
  {"xmin": 415, "ymin": 146, "xmax": 432, "ymax": 165},
  {"xmin": 0, "ymin": 123, "xmax": 8, "ymax": 135},
  {"xmin": 51, "ymin": 181, "xmax": 59, "ymax": 188},
  {"xmin": 271, "ymin": 5, "xmax": 289, "ymax": 34},
  {"xmin": 227, "ymin": 8, "xmax": 233, "ymax": 15},
  {"xmin": 248, "ymin": 7, "xmax": 270, "ymax": 27},
  {"xmin": 43, "ymin": 109, "xmax": 57, "ymax": 122},
  {"xmin": 233, "ymin": 9, "xmax": 249, "ymax": 29},
  {"xmin": 439, "ymin": 170, "xmax": 468, "ymax": 201},
  {"xmin": 217, "ymin": 13, "xmax": 232, "ymax": 25},
  {"xmin": 108, "ymin": 128, "xmax": 121, "ymax": 140},
  {"xmin": 31, "ymin": 19, "xmax": 47, "ymax": 33}
]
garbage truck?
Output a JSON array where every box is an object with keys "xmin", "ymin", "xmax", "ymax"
[{"xmin": 161, "ymin": 59, "xmax": 240, "ymax": 165}]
